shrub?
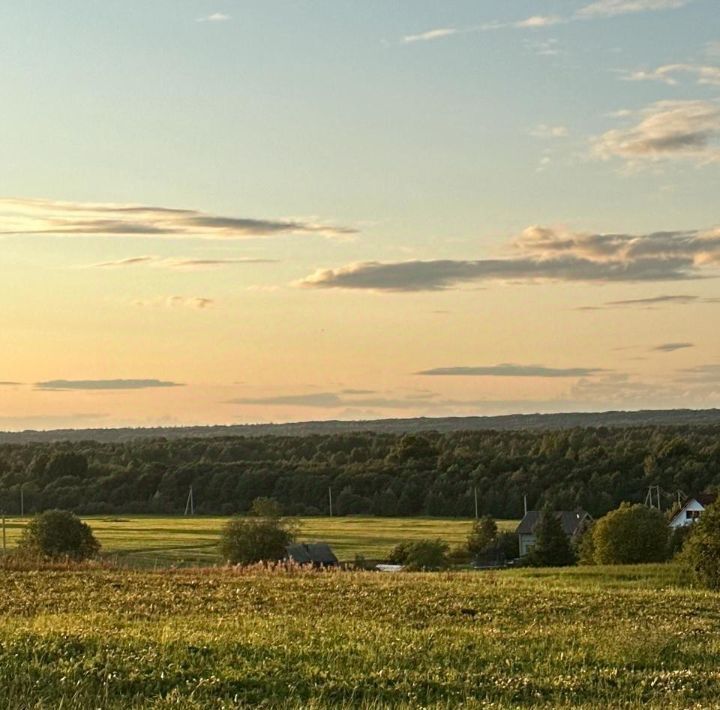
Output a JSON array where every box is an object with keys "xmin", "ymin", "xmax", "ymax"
[
  {"xmin": 576, "ymin": 522, "xmax": 596, "ymax": 565},
  {"xmin": 18, "ymin": 510, "xmax": 100, "ymax": 561},
  {"xmin": 496, "ymin": 531, "xmax": 519, "ymax": 560},
  {"xmin": 389, "ymin": 539, "xmax": 449, "ymax": 570},
  {"xmin": 526, "ymin": 508, "xmax": 575, "ymax": 567},
  {"xmin": 219, "ymin": 516, "xmax": 297, "ymax": 565},
  {"xmin": 683, "ymin": 501, "xmax": 720, "ymax": 589},
  {"xmin": 668, "ymin": 524, "xmax": 693, "ymax": 558},
  {"xmin": 593, "ymin": 503, "xmax": 669, "ymax": 564},
  {"xmin": 467, "ymin": 516, "xmax": 498, "ymax": 557}
]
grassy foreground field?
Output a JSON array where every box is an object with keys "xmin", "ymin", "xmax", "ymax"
[
  {"xmin": 0, "ymin": 516, "xmax": 517, "ymax": 566},
  {"xmin": 0, "ymin": 563, "xmax": 717, "ymax": 708}
]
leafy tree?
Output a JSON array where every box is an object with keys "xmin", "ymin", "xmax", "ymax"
[
  {"xmin": 592, "ymin": 503, "xmax": 669, "ymax": 564},
  {"xmin": 388, "ymin": 539, "xmax": 449, "ymax": 570},
  {"xmin": 18, "ymin": 509, "xmax": 100, "ymax": 560},
  {"xmin": 683, "ymin": 501, "xmax": 720, "ymax": 589},
  {"xmin": 467, "ymin": 516, "xmax": 498, "ymax": 557},
  {"xmin": 250, "ymin": 497, "xmax": 282, "ymax": 518},
  {"xmin": 526, "ymin": 509, "xmax": 575, "ymax": 567},
  {"xmin": 219, "ymin": 516, "xmax": 297, "ymax": 565}
]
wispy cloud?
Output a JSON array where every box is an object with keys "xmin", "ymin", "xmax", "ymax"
[
  {"xmin": 197, "ymin": 13, "xmax": 231, "ymax": 23},
  {"xmin": 133, "ymin": 296, "xmax": 215, "ymax": 310},
  {"xmin": 36, "ymin": 379, "xmax": 184, "ymax": 391},
  {"xmin": 622, "ymin": 64, "xmax": 720, "ymax": 86},
  {"xmin": 577, "ymin": 294, "xmax": 720, "ymax": 310},
  {"xmin": 577, "ymin": 0, "xmax": 692, "ymax": 18},
  {"xmin": 530, "ymin": 124, "xmax": 569, "ymax": 139},
  {"xmin": 652, "ymin": 342, "xmax": 694, "ymax": 352},
  {"xmin": 417, "ymin": 364, "xmax": 606, "ymax": 378},
  {"xmin": 89, "ymin": 256, "xmax": 277, "ymax": 269},
  {"xmin": 401, "ymin": 0, "xmax": 691, "ymax": 45},
  {"xmin": 515, "ymin": 15, "xmax": 564, "ymax": 28},
  {"xmin": 402, "ymin": 28, "xmax": 459, "ymax": 44},
  {"xmin": 0, "ymin": 197, "xmax": 355, "ymax": 240},
  {"xmin": 299, "ymin": 224, "xmax": 720, "ymax": 292},
  {"xmin": 593, "ymin": 100, "xmax": 720, "ymax": 165}
]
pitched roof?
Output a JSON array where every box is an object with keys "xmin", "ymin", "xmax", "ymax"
[
  {"xmin": 516, "ymin": 510, "xmax": 590, "ymax": 536},
  {"xmin": 286, "ymin": 542, "xmax": 338, "ymax": 565}
]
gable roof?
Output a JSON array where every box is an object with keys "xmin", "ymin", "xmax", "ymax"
[
  {"xmin": 516, "ymin": 510, "xmax": 590, "ymax": 536},
  {"xmin": 286, "ymin": 542, "xmax": 338, "ymax": 565}
]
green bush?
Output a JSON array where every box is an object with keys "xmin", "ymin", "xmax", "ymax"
[
  {"xmin": 682, "ymin": 501, "xmax": 720, "ymax": 589},
  {"xmin": 467, "ymin": 516, "xmax": 498, "ymax": 557},
  {"xmin": 389, "ymin": 539, "xmax": 449, "ymax": 570},
  {"xmin": 219, "ymin": 516, "xmax": 297, "ymax": 565},
  {"xmin": 526, "ymin": 508, "xmax": 575, "ymax": 567},
  {"xmin": 18, "ymin": 509, "xmax": 100, "ymax": 561},
  {"xmin": 592, "ymin": 503, "xmax": 669, "ymax": 565},
  {"xmin": 497, "ymin": 531, "xmax": 519, "ymax": 560}
]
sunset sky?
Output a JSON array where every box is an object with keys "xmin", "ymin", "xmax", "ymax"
[{"xmin": 1, "ymin": 0, "xmax": 719, "ymax": 430}]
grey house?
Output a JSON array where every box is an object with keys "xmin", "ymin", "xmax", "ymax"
[
  {"xmin": 517, "ymin": 510, "xmax": 592, "ymax": 557},
  {"xmin": 286, "ymin": 542, "xmax": 339, "ymax": 567}
]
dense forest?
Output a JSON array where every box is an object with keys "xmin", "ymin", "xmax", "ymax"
[{"xmin": 0, "ymin": 425, "xmax": 718, "ymax": 518}]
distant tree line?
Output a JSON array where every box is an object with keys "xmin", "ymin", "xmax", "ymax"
[{"xmin": 0, "ymin": 426, "xmax": 718, "ymax": 517}]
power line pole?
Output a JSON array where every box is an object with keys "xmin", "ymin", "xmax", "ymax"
[
  {"xmin": 523, "ymin": 494, "xmax": 528, "ymax": 517},
  {"xmin": 328, "ymin": 487, "xmax": 333, "ymax": 517},
  {"xmin": 474, "ymin": 487, "xmax": 479, "ymax": 520},
  {"xmin": 184, "ymin": 486, "xmax": 195, "ymax": 516},
  {"xmin": 20, "ymin": 486, "xmax": 24, "ymax": 517},
  {"xmin": 2, "ymin": 513, "xmax": 5, "ymax": 554}
]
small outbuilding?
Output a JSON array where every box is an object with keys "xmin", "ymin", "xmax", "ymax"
[
  {"xmin": 516, "ymin": 509, "xmax": 591, "ymax": 557},
  {"xmin": 286, "ymin": 542, "xmax": 339, "ymax": 567},
  {"xmin": 669, "ymin": 493, "xmax": 717, "ymax": 529}
]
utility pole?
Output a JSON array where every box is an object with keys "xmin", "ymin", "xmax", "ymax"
[
  {"xmin": 184, "ymin": 486, "xmax": 195, "ymax": 516},
  {"xmin": 328, "ymin": 487, "xmax": 333, "ymax": 517},
  {"xmin": 2, "ymin": 513, "xmax": 5, "ymax": 554},
  {"xmin": 474, "ymin": 487, "xmax": 479, "ymax": 520},
  {"xmin": 523, "ymin": 494, "xmax": 528, "ymax": 517},
  {"xmin": 20, "ymin": 486, "xmax": 24, "ymax": 517}
]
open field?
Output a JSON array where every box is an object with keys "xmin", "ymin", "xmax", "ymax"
[
  {"xmin": 0, "ymin": 563, "xmax": 716, "ymax": 708},
  {"xmin": 0, "ymin": 516, "xmax": 518, "ymax": 566}
]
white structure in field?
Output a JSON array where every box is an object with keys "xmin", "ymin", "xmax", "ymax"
[{"xmin": 669, "ymin": 493, "xmax": 717, "ymax": 529}]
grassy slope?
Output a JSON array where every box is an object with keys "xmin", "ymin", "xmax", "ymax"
[
  {"xmin": 0, "ymin": 564, "xmax": 716, "ymax": 708},
  {"xmin": 0, "ymin": 516, "xmax": 518, "ymax": 566}
]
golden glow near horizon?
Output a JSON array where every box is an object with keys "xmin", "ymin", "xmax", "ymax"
[{"xmin": 0, "ymin": 2, "xmax": 718, "ymax": 429}]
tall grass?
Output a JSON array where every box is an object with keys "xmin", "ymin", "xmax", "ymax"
[{"xmin": 0, "ymin": 564, "xmax": 716, "ymax": 708}]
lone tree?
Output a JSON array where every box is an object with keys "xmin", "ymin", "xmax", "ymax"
[
  {"xmin": 526, "ymin": 508, "xmax": 575, "ymax": 567},
  {"xmin": 389, "ymin": 539, "xmax": 449, "ymax": 571},
  {"xmin": 219, "ymin": 498, "xmax": 297, "ymax": 565},
  {"xmin": 18, "ymin": 510, "xmax": 100, "ymax": 561},
  {"xmin": 592, "ymin": 503, "xmax": 669, "ymax": 565},
  {"xmin": 467, "ymin": 516, "xmax": 498, "ymax": 557},
  {"xmin": 683, "ymin": 500, "xmax": 720, "ymax": 589}
]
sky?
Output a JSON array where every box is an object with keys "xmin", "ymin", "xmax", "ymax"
[{"xmin": 0, "ymin": 0, "xmax": 719, "ymax": 430}]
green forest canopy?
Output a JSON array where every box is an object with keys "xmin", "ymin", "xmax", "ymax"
[{"xmin": 0, "ymin": 426, "xmax": 717, "ymax": 518}]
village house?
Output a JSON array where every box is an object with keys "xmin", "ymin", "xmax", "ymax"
[
  {"xmin": 286, "ymin": 542, "xmax": 339, "ymax": 567},
  {"xmin": 516, "ymin": 509, "xmax": 592, "ymax": 557},
  {"xmin": 669, "ymin": 493, "xmax": 717, "ymax": 529}
]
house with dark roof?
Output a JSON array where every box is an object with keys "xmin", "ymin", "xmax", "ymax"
[
  {"xmin": 516, "ymin": 510, "xmax": 592, "ymax": 557},
  {"xmin": 669, "ymin": 493, "xmax": 717, "ymax": 529},
  {"xmin": 286, "ymin": 542, "xmax": 339, "ymax": 567}
]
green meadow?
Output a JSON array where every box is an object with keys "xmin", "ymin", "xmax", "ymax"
[
  {"xmin": 0, "ymin": 563, "xmax": 715, "ymax": 708},
  {"xmin": 0, "ymin": 515, "xmax": 518, "ymax": 566}
]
